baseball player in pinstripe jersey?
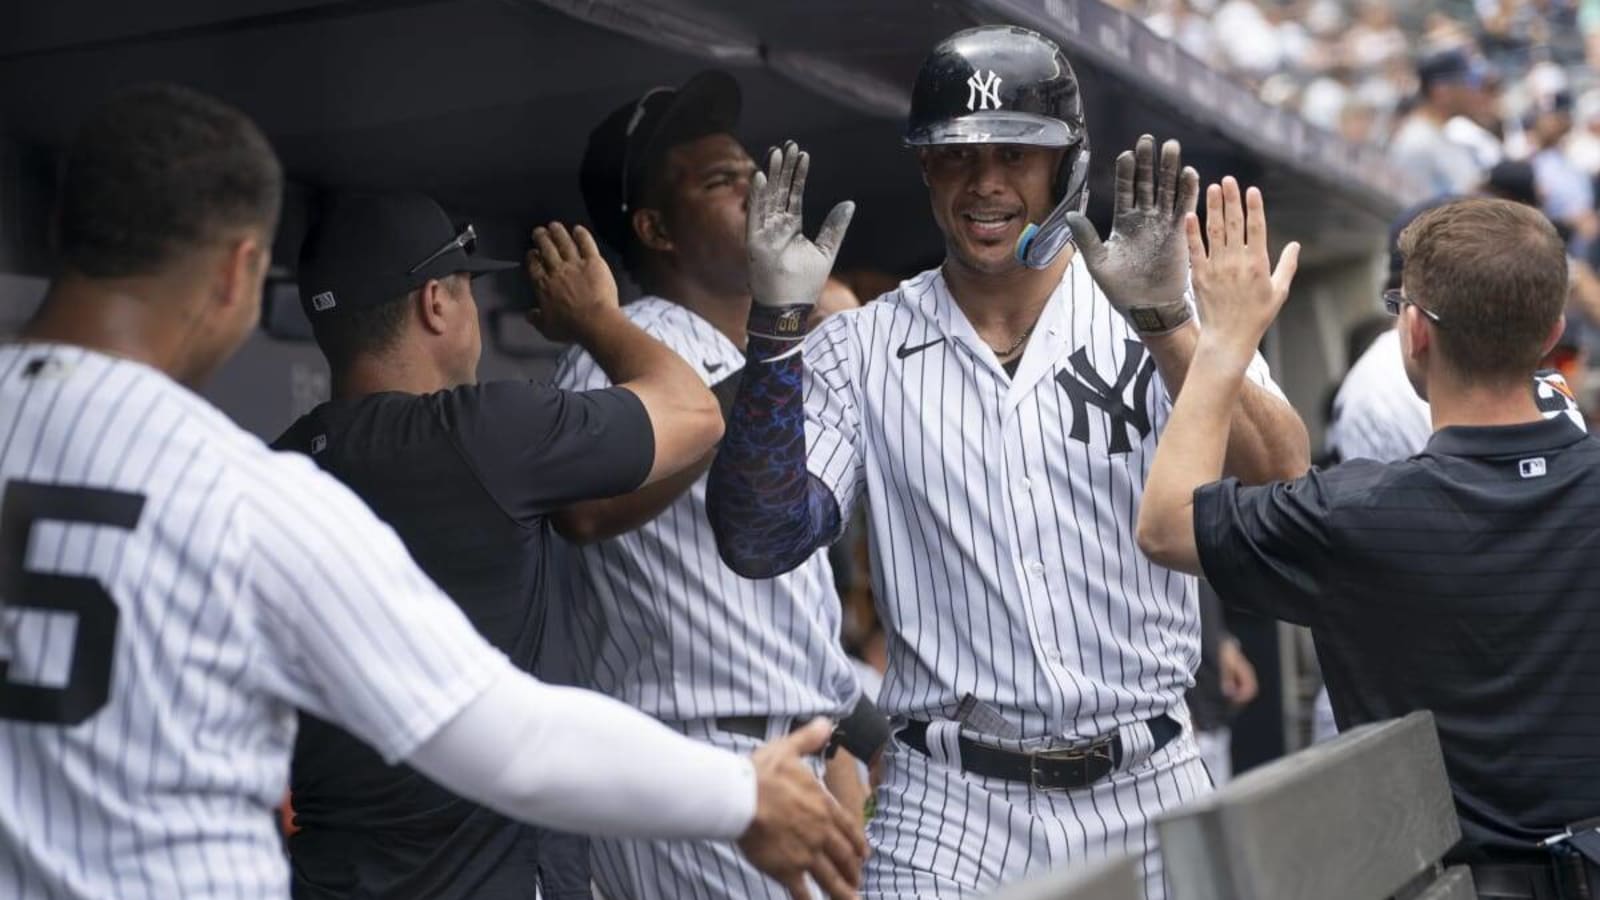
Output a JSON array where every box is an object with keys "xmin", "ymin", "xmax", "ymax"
[
  {"xmin": 553, "ymin": 71, "xmax": 888, "ymax": 900},
  {"xmin": 706, "ymin": 26, "xmax": 1311, "ymax": 899},
  {"xmin": 0, "ymin": 83, "xmax": 868, "ymax": 900}
]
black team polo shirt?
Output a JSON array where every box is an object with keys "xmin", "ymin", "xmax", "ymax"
[
  {"xmin": 1195, "ymin": 415, "xmax": 1600, "ymax": 862},
  {"xmin": 272, "ymin": 380, "xmax": 653, "ymax": 900}
]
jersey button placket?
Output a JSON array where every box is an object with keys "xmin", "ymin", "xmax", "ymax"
[{"xmin": 1001, "ymin": 416, "xmax": 1063, "ymax": 729}]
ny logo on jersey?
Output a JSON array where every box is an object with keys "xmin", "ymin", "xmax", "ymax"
[
  {"xmin": 967, "ymin": 70, "xmax": 1003, "ymax": 111},
  {"xmin": 1056, "ymin": 340, "xmax": 1158, "ymax": 454}
]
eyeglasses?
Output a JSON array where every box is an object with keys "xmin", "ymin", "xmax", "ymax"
[
  {"xmin": 407, "ymin": 223, "xmax": 477, "ymax": 276},
  {"xmin": 1382, "ymin": 289, "xmax": 1443, "ymax": 325}
]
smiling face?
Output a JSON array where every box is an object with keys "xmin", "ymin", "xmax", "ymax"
[{"xmin": 919, "ymin": 143, "xmax": 1065, "ymax": 276}]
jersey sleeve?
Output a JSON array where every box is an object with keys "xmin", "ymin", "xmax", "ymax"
[
  {"xmin": 243, "ymin": 454, "xmax": 511, "ymax": 763},
  {"xmin": 1328, "ymin": 383, "xmax": 1433, "ymax": 463},
  {"xmin": 1243, "ymin": 349, "xmax": 1285, "ymax": 400},
  {"xmin": 802, "ymin": 313, "xmax": 867, "ymax": 522},
  {"xmin": 552, "ymin": 344, "xmax": 611, "ymax": 393},
  {"xmin": 1191, "ymin": 463, "xmax": 1376, "ymax": 628},
  {"xmin": 437, "ymin": 380, "xmax": 655, "ymax": 521}
]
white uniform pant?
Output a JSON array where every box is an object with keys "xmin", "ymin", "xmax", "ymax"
[
  {"xmin": 862, "ymin": 719, "xmax": 1211, "ymax": 899},
  {"xmin": 589, "ymin": 717, "xmax": 826, "ymax": 900},
  {"xmin": 1194, "ymin": 728, "xmax": 1232, "ymax": 785}
]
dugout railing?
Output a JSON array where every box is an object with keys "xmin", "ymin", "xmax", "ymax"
[
  {"xmin": 989, "ymin": 856, "xmax": 1144, "ymax": 900},
  {"xmin": 990, "ymin": 712, "xmax": 1469, "ymax": 900},
  {"xmin": 1157, "ymin": 710, "xmax": 1470, "ymax": 900}
]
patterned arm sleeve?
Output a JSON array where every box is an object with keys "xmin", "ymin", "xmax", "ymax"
[{"xmin": 707, "ymin": 316, "xmax": 861, "ymax": 579}]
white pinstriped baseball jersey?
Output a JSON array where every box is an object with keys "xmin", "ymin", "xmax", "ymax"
[
  {"xmin": 0, "ymin": 344, "xmax": 508, "ymax": 900},
  {"xmin": 553, "ymin": 297, "xmax": 859, "ymax": 721},
  {"xmin": 1326, "ymin": 330, "xmax": 1432, "ymax": 463},
  {"xmin": 802, "ymin": 262, "xmax": 1280, "ymax": 744}
]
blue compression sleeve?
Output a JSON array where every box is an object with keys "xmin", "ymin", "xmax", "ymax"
[{"xmin": 707, "ymin": 332, "xmax": 842, "ymax": 578}]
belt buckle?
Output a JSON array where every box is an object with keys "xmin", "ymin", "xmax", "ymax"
[{"xmin": 1029, "ymin": 737, "xmax": 1116, "ymax": 792}]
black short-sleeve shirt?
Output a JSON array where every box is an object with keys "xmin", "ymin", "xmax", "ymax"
[
  {"xmin": 1194, "ymin": 416, "xmax": 1600, "ymax": 861},
  {"xmin": 272, "ymin": 380, "xmax": 652, "ymax": 899}
]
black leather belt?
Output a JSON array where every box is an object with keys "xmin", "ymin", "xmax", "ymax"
[
  {"xmin": 716, "ymin": 715, "xmax": 788, "ymax": 740},
  {"xmin": 716, "ymin": 696, "xmax": 892, "ymax": 763},
  {"xmin": 716, "ymin": 715, "xmax": 846, "ymax": 758},
  {"xmin": 897, "ymin": 715, "xmax": 1181, "ymax": 791},
  {"xmin": 1472, "ymin": 862, "xmax": 1564, "ymax": 900}
]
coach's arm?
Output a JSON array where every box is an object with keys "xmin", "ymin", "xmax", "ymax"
[
  {"xmin": 1138, "ymin": 178, "xmax": 1302, "ymax": 572},
  {"xmin": 522, "ymin": 224, "xmax": 723, "ymax": 545},
  {"xmin": 1144, "ymin": 319, "xmax": 1309, "ymax": 484}
]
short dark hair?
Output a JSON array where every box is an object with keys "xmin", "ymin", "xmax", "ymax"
[
  {"xmin": 307, "ymin": 273, "xmax": 466, "ymax": 371},
  {"xmin": 308, "ymin": 293, "xmax": 412, "ymax": 371},
  {"xmin": 620, "ymin": 152, "xmax": 675, "ymax": 283},
  {"xmin": 57, "ymin": 83, "xmax": 283, "ymax": 278},
  {"xmin": 1399, "ymin": 198, "xmax": 1567, "ymax": 382}
]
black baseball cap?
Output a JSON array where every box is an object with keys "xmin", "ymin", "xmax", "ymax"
[
  {"xmin": 1417, "ymin": 48, "xmax": 1487, "ymax": 92},
  {"xmin": 1485, "ymin": 160, "xmax": 1540, "ymax": 208},
  {"xmin": 297, "ymin": 191, "xmax": 517, "ymax": 319},
  {"xmin": 579, "ymin": 70, "xmax": 741, "ymax": 253}
]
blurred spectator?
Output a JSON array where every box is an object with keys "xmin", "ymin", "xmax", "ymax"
[
  {"xmin": 1146, "ymin": 0, "xmax": 1218, "ymax": 59},
  {"xmin": 1390, "ymin": 49, "xmax": 1493, "ymax": 199},
  {"xmin": 1445, "ymin": 66, "xmax": 1508, "ymax": 169},
  {"xmin": 1300, "ymin": 73, "xmax": 1351, "ymax": 132},
  {"xmin": 1338, "ymin": 96, "xmax": 1381, "ymax": 144},
  {"xmin": 1561, "ymin": 90, "xmax": 1600, "ymax": 174},
  {"xmin": 1528, "ymin": 91, "xmax": 1600, "ymax": 254},
  {"xmin": 1585, "ymin": 0, "xmax": 1600, "ymax": 67},
  {"xmin": 1344, "ymin": 1, "xmax": 1408, "ymax": 71},
  {"xmin": 1423, "ymin": 10, "xmax": 1476, "ymax": 48},
  {"xmin": 1477, "ymin": 0, "xmax": 1553, "ymax": 65},
  {"xmin": 1213, "ymin": 0, "xmax": 1285, "ymax": 77},
  {"xmin": 1483, "ymin": 158, "xmax": 1542, "ymax": 205}
]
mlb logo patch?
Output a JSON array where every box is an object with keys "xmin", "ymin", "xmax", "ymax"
[
  {"xmin": 310, "ymin": 434, "xmax": 327, "ymax": 455},
  {"xmin": 1519, "ymin": 457, "xmax": 1547, "ymax": 479},
  {"xmin": 311, "ymin": 291, "xmax": 337, "ymax": 312}
]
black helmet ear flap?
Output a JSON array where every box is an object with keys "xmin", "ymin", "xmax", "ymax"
[
  {"xmin": 1016, "ymin": 146, "xmax": 1091, "ymax": 269},
  {"xmin": 1057, "ymin": 143, "xmax": 1091, "ymax": 215}
]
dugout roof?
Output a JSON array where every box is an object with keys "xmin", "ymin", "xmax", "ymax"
[{"xmin": 0, "ymin": 0, "xmax": 1409, "ymax": 289}]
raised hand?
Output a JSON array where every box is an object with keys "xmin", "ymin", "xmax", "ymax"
[
  {"xmin": 1066, "ymin": 134, "xmax": 1199, "ymax": 334},
  {"xmin": 737, "ymin": 718, "xmax": 867, "ymax": 899},
  {"xmin": 1183, "ymin": 176, "xmax": 1301, "ymax": 353},
  {"xmin": 524, "ymin": 222, "xmax": 621, "ymax": 344},
  {"xmin": 747, "ymin": 141, "xmax": 855, "ymax": 310}
]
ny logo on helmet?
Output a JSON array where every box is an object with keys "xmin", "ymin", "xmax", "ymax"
[{"xmin": 967, "ymin": 70, "xmax": 1003, "ymax": 111}]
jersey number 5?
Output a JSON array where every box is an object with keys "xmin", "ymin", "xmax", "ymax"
[{"xmin": 0, "ymin": 481, "xmax": 146, "ymax": 725}]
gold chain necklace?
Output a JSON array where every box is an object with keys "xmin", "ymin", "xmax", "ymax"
[{"xmin": 990, "ymin": 324, "xmax": 1035, "ymax": 359}]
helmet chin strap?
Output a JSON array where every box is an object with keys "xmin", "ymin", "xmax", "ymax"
[{"xmin": 1015, "ymin": 149, "xmax": 1091, "ymax": 269}]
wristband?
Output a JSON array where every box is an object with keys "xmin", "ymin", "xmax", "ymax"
[
  {"xmin": 748, "ymin": 303, "xmax": 812, "ymax": 343},
  {"xmin": 1124, "ymin": 301, "xmax": 1194, "ymax": 336},
  {"xmin": 828, "ymin": 695, "xmax": 891, "ymax": 763}
]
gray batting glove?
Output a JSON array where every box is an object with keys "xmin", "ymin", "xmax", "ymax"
[
  {"xmin": 1065, "ymin": 134, "xmax": 1200, "ymax": 335},
  {"xmin": 746, "ymin": 141, "xmax": 855, "ymax": 340}
]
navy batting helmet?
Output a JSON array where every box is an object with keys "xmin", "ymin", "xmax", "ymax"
[{"xmin": 905, "ymin": 25, "xmax": 1091, "ymax": 268}]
